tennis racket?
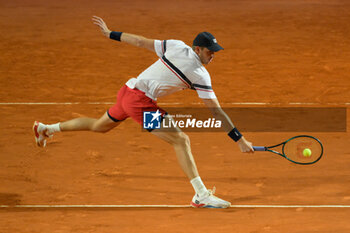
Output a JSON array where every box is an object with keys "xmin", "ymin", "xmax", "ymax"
[{"xmin": 253, "ymin": 135, "xmax": 323, "ymax": 165}]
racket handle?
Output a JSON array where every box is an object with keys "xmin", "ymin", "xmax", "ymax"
[{"xmin": 253, "ymin": 146, "xmax": 267, "ymax": 151}]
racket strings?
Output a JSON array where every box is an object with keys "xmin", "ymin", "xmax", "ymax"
[{"xmin": 283, "ymin": 137, "xmax": 323, "ymax": 164}]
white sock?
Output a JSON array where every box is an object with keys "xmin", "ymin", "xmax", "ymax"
[
  {"xmin": 46, "ymin": 123, "xmax": 61, "ymax": 135},
  {"xmin": 190, "ymin": 176, "xmax": 208, "ymax": 197}
]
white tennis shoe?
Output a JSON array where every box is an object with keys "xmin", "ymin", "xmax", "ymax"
[
  {"xmin": 191, "ymin": 187, "xmax": 231, "ymax": 209},
  {"xmin": 32, "ymin": 121, "xmax": 50, "ymax": 147}
]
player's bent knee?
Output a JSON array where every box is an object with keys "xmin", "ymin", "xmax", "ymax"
[{"xmin": 174, "ymin": 132, "xmax": 190, "ymax": 146}]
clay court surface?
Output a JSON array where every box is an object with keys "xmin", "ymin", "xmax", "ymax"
[{"xmin": 1, "ymin": 0, "xmax": 350, "ymax": 232}]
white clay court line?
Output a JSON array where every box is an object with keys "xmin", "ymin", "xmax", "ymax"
[
  {"xmin": 1, "ymin": 205, "xmax": 350, "ymax": 208},
  {"xmin": 0, "ymin": 102, "xmax": 349, "ymax": 106}
]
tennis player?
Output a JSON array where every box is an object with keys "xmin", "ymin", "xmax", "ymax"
[{"xmin": 33, "ymin": 16, "xmax": 254, "ymax": 208}]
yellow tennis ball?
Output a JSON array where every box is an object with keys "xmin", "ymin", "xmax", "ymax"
[{"xmin": 303, "ymin": 148, "xmax": 312, "ymax": 157}]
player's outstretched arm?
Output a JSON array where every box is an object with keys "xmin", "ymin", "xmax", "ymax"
[
  {"xmin": 92, "ymin": 16, "xmax": 155, "ymax": 52},
  {"xmin": 202, "ymin": 98, "xmax": 254, "ymax": 153}
]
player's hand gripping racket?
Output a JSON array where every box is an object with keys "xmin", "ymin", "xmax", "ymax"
[{"xmin": 253, "ymin": 135, "xmax": 323, "ymax": 165}]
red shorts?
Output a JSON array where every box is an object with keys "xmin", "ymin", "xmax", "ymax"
[{"xmin": 107, "ymin": 85, "xmax": 166, "ymax": 126}]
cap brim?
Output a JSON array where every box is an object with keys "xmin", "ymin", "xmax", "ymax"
[{"xmin": 207, "ymin": 43, "xmax": 224, "ymax": 52}]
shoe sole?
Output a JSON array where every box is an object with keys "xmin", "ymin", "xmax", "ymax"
[{"xmin": 190, "ymin": 201, "xmax": 229, "ymax": 209}]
